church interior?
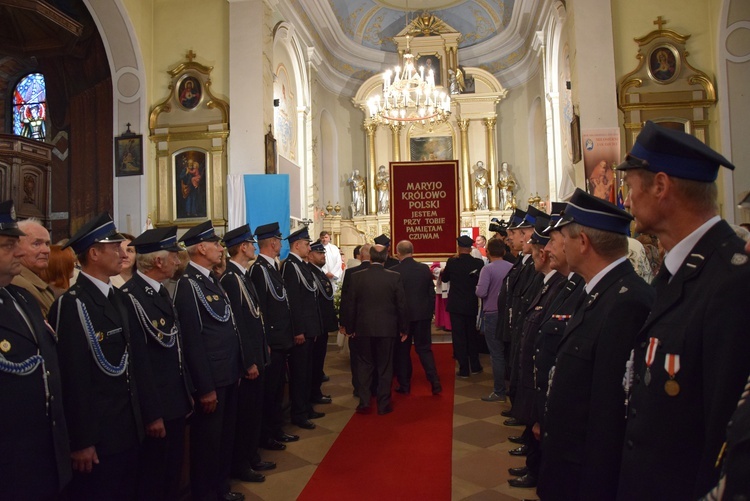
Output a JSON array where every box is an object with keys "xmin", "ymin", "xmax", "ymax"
[{"xmin": 1, "ymin": 0, "xmax": 749, "ymax": 499}]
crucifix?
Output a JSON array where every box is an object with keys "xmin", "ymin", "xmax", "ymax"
[
  {"xmin": 653, "ymin": 16, "xmax": 667, "ymax": 30},
  {"xmin": 186, "ymin": 50, "xmax": 196, "ymax": 62}
]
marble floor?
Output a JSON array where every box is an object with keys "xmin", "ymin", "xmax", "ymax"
[{"xmin": 230, "ymin": 340, "xmax": 539, "ymax": 501}]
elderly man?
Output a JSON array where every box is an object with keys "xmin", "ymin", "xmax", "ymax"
[
  {"xmin": 0, "ymin": 200, "xmax": 71, "ymax": 499},
  {"xmin": 174, "ymin": 220, "xmax": 244, "ymax": 501},
  {"xmin": 617, "ymin": 121, "xmax": 750, "ymax": 499},
  {"xmin": 537, "ymin": 189, "xmax": 654, "ymax": 500},
  {"xmin": 339, "ymin": 242, "xmax": 372, "ymax": 395},
  {"xmin": 50, "ymin": 213, "xmax": 144, "ymax": 500},
  {"xmin": 12, "ymin": 217, "xmax": 54, "ymax": 316},
  {"xmin": 122, "ymin": 226, "xmax": 193, "ymax": 499},
  {"xmin": 346, "ymin": 244, "xmax": 408, "ymax": 415}
]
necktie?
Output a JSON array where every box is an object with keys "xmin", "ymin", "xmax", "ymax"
[
  {"xmin": 107, "ymin": 287, "xmax": 115, "ymax": 302},
  {"xmin": 158, "ymin": 286, "xmax": 171, "ymax": 299},
  {"xmin": 651, "ymin": 265, "xmax": 672, "ymax": 291}
]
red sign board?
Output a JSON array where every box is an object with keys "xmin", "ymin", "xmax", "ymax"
[{"xmin": 389, "ymin": 161, "xmax": 460, "ymax": 259}]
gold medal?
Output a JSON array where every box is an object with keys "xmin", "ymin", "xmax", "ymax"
[
  {"xmin": 96, "ymin": 332, "xmax": 104, "ymax": 342},
  {"xmin": 664, "ymin": 379, "xmax": 680, "ymax": 396},
  {"xmin": 207, "ymin": 296, "xmax": 213, "ymax": 302},
  {"xmin": 158, "ymin": 333, "xmax": 164, "ymax": 340},
  {"xmin": 159, "ymin": 318, "xmax": 166, "ymax": 326},
  {"xmin": 152, "ymin": 319, "xmax": 159, "ymax": 328},
  {"xmin": 0, "ymin": 339, "xmax": 11, "ymax": 352},
  {"xmin": 213, "ymin": 295, "xmax": 220, "ymax": 301}
]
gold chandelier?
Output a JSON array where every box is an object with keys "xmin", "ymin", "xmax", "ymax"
[{"xmin": 367, "ymin": 49, "xmax": 451, "ymax": 126}]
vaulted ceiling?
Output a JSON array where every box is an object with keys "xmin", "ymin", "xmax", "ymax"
[{"xmin": 280, "ymin": 0, "xmax": 549, "ymax": 94}]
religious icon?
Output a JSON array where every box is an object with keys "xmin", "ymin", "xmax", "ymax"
[
  {"xmin": 114, "ymin": 133, "xmax": 144, "ymax": 177},
  {"xmin": 648, "ymin": 45, "xmax": 680, "ymax": 84},
  {"xmin": 177, "ymin": 76, "xmax": 202, "ymax": 109},
  {"xmin": 174, "ymin": 149, "xmax": 208, "ymax": 219}
]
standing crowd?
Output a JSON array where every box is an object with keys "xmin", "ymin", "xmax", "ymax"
[{"xmin": 1, "ymin": 121, "xmax": 749, "ymax": 501}]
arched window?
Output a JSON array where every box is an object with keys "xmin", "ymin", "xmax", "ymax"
[{"xmin": 12, "ymin": 73, "xmax": 48, "ymax": 141}]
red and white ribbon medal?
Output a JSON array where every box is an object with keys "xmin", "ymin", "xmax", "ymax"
[
  {"xmin": 644, "ymin": 337, "xmax": 659, "ymax": 386},
  {"xmin": 664, "ymin": 353, "xmax": 681, "ymax": 396}
]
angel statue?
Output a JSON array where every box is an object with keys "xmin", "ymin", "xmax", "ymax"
[{"xmin": 348, "ymin": 169, "xmax": 366, "ymax": 217}]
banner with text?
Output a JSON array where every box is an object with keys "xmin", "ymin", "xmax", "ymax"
[{"xmin": 390, "ymin": 161, "xmax": 459, "ymax": 259}]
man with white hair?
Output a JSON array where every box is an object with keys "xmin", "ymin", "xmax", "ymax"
[{"xmin": 12, "ymin": 218, "xmax": 54, "ymax": 316}]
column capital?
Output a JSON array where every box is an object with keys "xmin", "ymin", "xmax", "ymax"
[
  {"xmin": 388, "ymin": 123, "xmax": 403, "ymax": 135},
  {"xmin": 483, "ymin": 117, "xmax": 497, "ymax": 129},
  {"xmin": 364, "ymin": 122, "xmax": 378, "ymax": 135},
  {"xmin": 457, "ymin": 118, "xmax": 470, "ymax": 131}
]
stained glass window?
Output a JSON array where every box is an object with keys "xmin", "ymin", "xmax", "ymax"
[{"xmin": 13, "ymin": 73, "xmax": 48, "ymax": 141}]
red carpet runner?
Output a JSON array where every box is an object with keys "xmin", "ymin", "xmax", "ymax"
[{"xmin": 299, "ymin": 344, "xmax": 455, "ymax": 500}]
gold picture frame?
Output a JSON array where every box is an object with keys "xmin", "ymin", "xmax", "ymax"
[{"xmin": 647, "ymin": 43, "xmax": 681, "ymax": 85}]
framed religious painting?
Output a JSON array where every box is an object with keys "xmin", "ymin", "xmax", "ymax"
[
  {"xmin": 416, "ymin": 54, "xmax": 442, "ymax": 86},
  {"xmin": 173, "ymin": 148, "xmax": 209, "ymax": 220},
  {"xmin": 114, "ymin": 133, "xmax": 143, "ymax": 177},
  {"xmin": 409, "ymin": 136, "xmax": 453, "ymax": 161},
  {"xmin": 647, "ymin": 44, "xmax": 681, "ymax": 85},
  {"xmin": 176, "ymin": 74, "xmax": 203, "ymax": 110}
]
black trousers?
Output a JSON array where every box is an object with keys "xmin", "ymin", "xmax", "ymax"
[
  {"xmin": 395, "ymin": 318, "xmax": 439, "ymax": 389},
  {"xmin": 189, "ymin": 383, "xmax": 238, "ymax": 501},
  {"xmin": 68, "ymin": 446, "xmax": 138, "ymax": 501},
  {"xmin": 137, "ymin": 416, "xmax": 186, "ymax": 501},
  {"xmin": 310, "ymin": 332, "xmax": 329, "ymax": 399},
  {"xmin": 289, "ymin": 339, "xmax": 314, "ymax": 422},
  {"xmin": 233, "ymin": 372, "xmax": 265, "ymax": 470},
  {"xmin": 450, "ymin": 313, "xmax": 481, "ymax": 376},
  {"xmin": 354, "ymin": 335, "xmax": 395, "ymax": 412},
  {"xmin": 261, "ymin": 349, "xmax": 287, "ymax": 442}
]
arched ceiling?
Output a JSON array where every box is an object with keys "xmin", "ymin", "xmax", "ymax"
[{"xmin": 281, "ymin": 0, "xmax": 549, "ymax": 95}]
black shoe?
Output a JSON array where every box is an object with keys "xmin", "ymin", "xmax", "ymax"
[
  {"xmin": 252, "ymin": 461, "xmax": 276, "ymax": 471},
  {"xmin": 509, "ymin": 445, "xmax": 529, "ymax": 456},
  {"xmin": 275, "ymin": 432, "xmax": 299, "ymax": 442},
  {"xmin": 501, "ymin": 410, "xmax": 513, "ymax": 417},
  {"xmin": 308, "ymin": 411, "xmax": 325, "ymax": 420},
  {"xmin": 504, "ymin": 417, "xmax": 524, "ymax": 426},
  {"xmin": 508, "ymin": 473, "xmax": 537, "ymax": 488},
  {"xmin": 293, "ymin": 419, "xmax": 316, "ymax": 429},
  {"xmin": 508, "ymin": 435, "xmax": 526, "ymax": 445},
  {"xmin": 431, "ymin": 382, "xmax": 443, "ymax": 395},
  {"xmin": 378, "ymin": 405, "xmax": 393, "ymax": 415},
  {"xmin": 395, "ymin": 386, "xmax": 410, "ymax": 394},
  {"xmin": 311, "ymin": 395, "xmax": 332, "ymax": 404},
  {"xmin": 260, "ymin": 439, "xmax": 286, "ymax": 451},
  {"xmin": 471, "ymin": 367, "xmax": 484, "ymax": 375},
  {"xmin": 508, "ymin": 466, "xmax": 528, "ymax": 476},
  {"xmin": 355, "ymin": 404, "xmax": 371, "ymax": 414},
  {"xmin": 232, "ymin": 468, "xmax": 265, "ymax": 483},
  {"xmin": 455, "ymin": 372, "xmax": 470, "ymax": 379},
  {"xmin": 222, "ymin": 492, "xmax": 247, "ymax": 500},
  {"xmin": 321, "ymin": 374, "xmax": 330, "ymax": 382}
]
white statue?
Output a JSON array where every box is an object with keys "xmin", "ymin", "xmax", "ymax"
[
  {"xmin": 498, "ymin": 162, "xmax": 517, "ymax": 210},
  {"xmin": 376, "ymin": 165, "xmax": 390, "ymax": 214},
  {"xmin": 473, "ymin": 161, "xmax": 489, "ymax": 211},
  {"xmin": 348, "ymin": 169, "xmax": 366, "ymax": 217}
]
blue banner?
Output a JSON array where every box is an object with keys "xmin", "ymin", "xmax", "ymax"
[{"xmin": 244, "ymin": 174, "xmax": 290, "ymax": 260}]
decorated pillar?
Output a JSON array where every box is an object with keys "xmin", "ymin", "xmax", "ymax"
[
  {"xmin": 484, "ymin": 117, "xmax": 498, "ymax": 210},
  {"xmin": 457, "ymin": 118, "xmax": 471, "ymax": 211},
  {"xmin": 365, "ymin": 122, "xmax": 378, "ymax": 215},
  {"xmin": 389, "ymin": 123, "xmax": 402, "ymax": 161}
]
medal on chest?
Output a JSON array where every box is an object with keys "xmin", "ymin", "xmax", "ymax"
[
  {"xmin": 644, "ymin": 337, "xmax": 658, "ymax": 386},
  {"xmin": 664, "ymin": 353, "xmax": 681, "ymax": 396}
]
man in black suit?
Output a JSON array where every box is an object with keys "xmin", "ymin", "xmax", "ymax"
[
  {"xmin": 345, "ymin": 244, "xmax": 408, "ymax": 415},
  {"xmin": 441, "ymin": 235, "xmax": 484, "ymax": 378},
  {"xmin": 308, "ymin": 239, "xmax": 338, "ymax": 404},
  {"xmin": 122, "ymin": 226, "xmax": 193, "ymax": 500},
  {"xmin": 339, "ymin": 242, "xmax": 371, "ymax": 394},
  {"xmin": 617, "ymin": 122, "xmax": 750, "ymax": 499},
  {"xmin": 174, "ymin": 221, "xmax": 243, "ymax": 501},
  {"xmin": 374, "ymin": 234, "xmax": 399, "ymax": 268},
  {"xmin": 281, "ymin": 227, "xmax": 325, "ymax": 430},
  {"xmin": 248, "ymin": 222, "xmax": 295, "ymax": 451},
  {"xmin": 50, "ymin": 213, "xmax": 144, "ymax": 500},
  {"xmin": 537, "ymin": 189, "xmax": 655, "ymax": 500},
  {"xmin": 392, "ymin": 240, "xmax": 441, "ymax": 395},
  {"xmin": 0, "ymin": 200, "xmax": 71, "ymax": 499},
  {"xmin": 219, "ymin": 225, "xmax": 272, "ymax": 483},
  {"xmin": 507, "ymin": 216, "xmax": 566, "ymax": 488}
]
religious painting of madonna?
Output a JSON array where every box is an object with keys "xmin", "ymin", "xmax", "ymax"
[{"xmin": 174, "ymin": 149, "xmax": 208, "ymax": 219}]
